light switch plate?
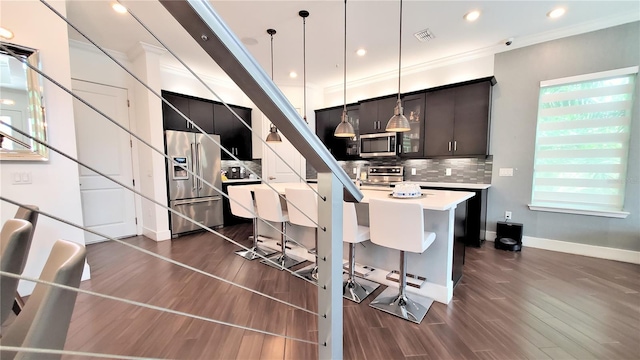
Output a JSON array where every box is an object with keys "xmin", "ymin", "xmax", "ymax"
[
  {"xmin": 411, "ymin": 168, "xmax": 417, "ymax": 175},
  {"xmin": 445, "ymin": 168, "xmax": 452, "ymax": 176},
  {"xmin": 499, "ymin": 168, "xmax": 514, "ymax": 176}
]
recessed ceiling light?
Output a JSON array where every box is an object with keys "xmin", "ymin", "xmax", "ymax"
[
  {"xmin": 464, "ymin": 10, "xmax": 481, "ymax": 22},
  {"xmin": 112, "ymin": 3, "xmax": 128, "ymax": 14},
  {"xmin": 356, "ymin": 48, "xmax": 366, "ymax": 56},
  {"xmin": 547, "ymin": 7, "xmax": 566, "ymax": 18},
  {"xmin": 289, "ymin": 71, "xmax": 298, "ymax": 78},
  {"xmin": 0, "ymin": 26, "xmax": 14, "ymax": 39}
]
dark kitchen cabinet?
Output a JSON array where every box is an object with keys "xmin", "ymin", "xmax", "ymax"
[
  {"xmin": 359, "ymin": 95, "xmax": 397, "ymax": 134},
  {"xmin": 214, "ymin": 103, "xmax": 252, "ymax": 160},
  {"xmin": 399, "ymin": 93, "xmax": 425, "ymax": 158},
  {"xmin": 162, "ymin": 91, "xmax": 214, "ymax": 133},
  {"xmin": 421, "ymin": 185, "xmax": 488, "ymax": 248},
  {"xmin": 315, "ymin": 105, "xmax": 359, "ymax": 160},
  {"xmin": 424, "ymin": 79, "xmax": 493, "ymax": 157},
  {"xmin": 162, "ymin": 91, "xmax": 191, "ymax": 132}
]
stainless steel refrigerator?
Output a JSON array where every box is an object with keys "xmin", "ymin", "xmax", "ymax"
[{"xmin": 166, "ymin": 130, "xmax": 223, "ymax": 236}]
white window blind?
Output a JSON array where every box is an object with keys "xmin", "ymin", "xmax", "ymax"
[{"xmin": 531, "ymin": 67, "xmax": 637, "ymax": 215}]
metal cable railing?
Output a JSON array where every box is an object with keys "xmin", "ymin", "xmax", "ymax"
[
  {"xmin": 38, "ymin": 0, "xmax": 324, "ymax": 231},
  {"xmin": 2, "ymin": 0, "xmax": 363, "ymax": 358},
  {"xmin": 0, "ymin": 271, "xmax": 319, "ymax": 346},
  {"xmin": 0, "ymin": 196, "xmax": 318, "ymax": 317},
  {"xmin": 0, "ymin": 41, "xmax": 317, "ymax": 257}
]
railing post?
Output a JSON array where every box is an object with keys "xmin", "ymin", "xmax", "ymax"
[{"xmin": 317, "ymin": 171, "xmax": 343, "ymax": 360}]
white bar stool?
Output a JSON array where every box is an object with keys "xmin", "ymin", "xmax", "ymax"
[
  {"xmin": 285, "ymin": 187, "xmax": 319, "ymax": 281},
  {"xmin": 368, "ymin": 198, "xmax": 436, "ymax": 324},
  {"xmin": 253, "ymin": 187, "xmax": 305, "ymax": 270},
  {"xmin": 342, "ymin": 202, "xmax": 380, "ymax": 303},
  {"xmin": 228, "ymin": 186, "xmax": 276, "ymax": 260}
]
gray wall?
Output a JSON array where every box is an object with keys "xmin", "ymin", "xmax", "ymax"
[{"xmin": 490, "ymin": 22, "xmax": 640, "ymax": 251}]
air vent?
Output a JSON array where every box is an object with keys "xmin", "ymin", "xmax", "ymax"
[{"xmin": 414, "ymin": 28, "xmax": 435, "ymax": 42}]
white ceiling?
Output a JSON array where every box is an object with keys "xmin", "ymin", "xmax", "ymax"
[{"xmin": 65, "ymin": 1, "xmax": 639, "ymax": 90}]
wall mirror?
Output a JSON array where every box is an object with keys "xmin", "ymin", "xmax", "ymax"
[{"xmin": 0, "ymin": 42, "xmax": 48, "ymax": 161}]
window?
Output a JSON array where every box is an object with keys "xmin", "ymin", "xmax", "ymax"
[{"xmin": 530, "ymin": 66, "xmax": 638, "ymax": 218}]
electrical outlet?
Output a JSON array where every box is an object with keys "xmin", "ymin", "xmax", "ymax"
[
  {"xmin": 505, "ymin": 211, "xmax": 512, "ymax": 220},
  {"xmin": 411, "ymin": 168, "xmax": 417, "ymax": 175},
  {"xmin": 499, "ymin": 168, "xmax": 514, "ymax": 176},
  {"xmin": 445, "ymin": 168, "xmax": 452, "ymax": 176},
  {"xmin": 353, "ymin": 167, "xmax": 357, "ymax": 174}
]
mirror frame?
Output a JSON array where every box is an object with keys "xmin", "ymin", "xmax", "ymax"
[{"xmin": 0, "ymin": 42, "xmax": 49, "ymax": 161}]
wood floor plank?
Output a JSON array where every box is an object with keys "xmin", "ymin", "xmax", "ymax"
[{"xmin": 56, "ymin": 225, "xmax": 640, "ymax": 359}]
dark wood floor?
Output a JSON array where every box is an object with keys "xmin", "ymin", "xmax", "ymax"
[{"xmin": 61, "ymin": 224, "xmax": 640, "ymax": 359}]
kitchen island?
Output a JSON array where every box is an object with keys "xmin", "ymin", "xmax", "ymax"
[{"xmin": 232, "ymin": 182, "xmax": 473, "ymax": 304}]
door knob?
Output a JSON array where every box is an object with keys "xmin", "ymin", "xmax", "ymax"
[{"xmin": 268, "ymin": 176, "xmax": 276, "ymax": 180}]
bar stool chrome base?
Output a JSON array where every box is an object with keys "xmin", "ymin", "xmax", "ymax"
[
  {"xmin": 343, "ymin": 275, "xmax": 379, "ymax": 303},
  {"xmin": 261, "ymin": 253, "xmax": 305, "ymax": 270},
  {"xmin": 295, "ymin": 264, "xmax": 318, "ymax": 282},
  {"xmin": 369, "ymin": 287, "xmax": 433, "ymax": 324},
  {"xmin": 235, "ymin": 246, "xmax": 277, "ymax": 260}
]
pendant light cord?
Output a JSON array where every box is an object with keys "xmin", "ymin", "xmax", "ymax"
[
  {"xmin": 270, "ymin": 33, "xmax": 274, "ymax": 80},
  {"xmin": 343, "ymin": 0, "xmax": 347, "ymax": 113},
  {"xmin": 397, "ymin": 0, "xmax": 403, "ymax": 101},
  {"xmin": 303, "ymin": 15, "xmax": 307, "ymax": 122}
]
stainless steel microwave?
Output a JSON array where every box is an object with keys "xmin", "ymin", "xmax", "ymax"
[{"xmin": 359, "ymin": 132, "xmax": 398, "ymax": 157}]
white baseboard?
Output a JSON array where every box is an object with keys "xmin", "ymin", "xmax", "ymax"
[
  {"xmin": 486, "ymin": 231, "xmax": 640, "ymax": 265},
  {"xmin": 142, "ymin": 227, "xmax": 172, "ymax": 241},
  {"xmin": 81, "ymin": 261, "xmax": 91, "ymax": 281}
]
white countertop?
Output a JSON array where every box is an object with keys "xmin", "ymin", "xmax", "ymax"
[
  {"xmin": 223, "ymin": 178, "xmax": 262, "ymax": 183},
  {"xmin": 307, "ymin": 179, "xmax": 491, "ymax": 190},
  {"xmin": 236, "ymin": 182, "xmax": 474, "ymax": 211},
  {"xmin": 360, "ymin": 189, "xmax": 474, "ymax": 211},
  {"xmin": 392, "ymin": 181, "xmax": 491, "ymax": 190}
]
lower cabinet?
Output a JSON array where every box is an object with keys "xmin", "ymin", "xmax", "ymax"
[{"xmin": 421, "ymin": 186, "xmax": 488, "ymax": 248}]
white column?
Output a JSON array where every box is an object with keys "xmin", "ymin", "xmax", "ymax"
[{"xmin": 128, "ymin": 42, "xmax": 170, "ymax": 241}]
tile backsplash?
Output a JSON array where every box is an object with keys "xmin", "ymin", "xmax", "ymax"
[
  {"xmin": 306, "ymin": 156, "xmax": 492, "ymax": 184},
  {"xmin": 221, "ymin": 159, "xmax": 262, "ymax": 178}
]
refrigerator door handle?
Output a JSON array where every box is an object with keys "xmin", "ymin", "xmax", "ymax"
[
  {"xmin": 190, "ymin": 143, "xmax": 197, "ymax": 191},
  {"xmin": 172, "ymin": 196, "xmax": 222, "ymax": 206},
  {"xmin": 197, "ymin": 142, "xmax": 203, "ymax": 190}
]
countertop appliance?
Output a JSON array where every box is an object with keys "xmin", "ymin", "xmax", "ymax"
[
  {"xmin": 361, "ymin": 165, "xmax": 404, "ymax": 186},
  {"xmin": 359, "ymin": 132, "xmax": 398, "ymax": 158},
  {"xmin": 227, "ymin": 166, "xmax": 245, "ymax": 179},
  {"xmin": 166, "ymin": 130, "xmax": 223, "ymax": 237}
]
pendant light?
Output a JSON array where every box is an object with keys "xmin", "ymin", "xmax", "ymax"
[
  {"xmin": 334, "ymin": 0, "xmax": 355, "ymax": 138},
  {"xmin": 299, "ymin": 10, "xmax": 309, "ymax": 124},
  {"xmin": 265, "ymin": 28, "xmax": 282, "ymax": 143},
  {"xmin": 385, "ymin": 0, "xmax": 411, "ymax": 132}
]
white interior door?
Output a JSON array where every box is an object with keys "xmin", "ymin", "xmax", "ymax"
[
  {"xmin": 263, "ymin": 115, "xmax": 305, "ymax": 183},
  {"xmin": 72, "ymin": 80, "xmax": 137, "ymax": 243}
]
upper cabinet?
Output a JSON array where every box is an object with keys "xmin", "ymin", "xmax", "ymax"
[
  {"xmin": 399, "ymin": 93, "xmax": 425, "ymax": 158},
  {"xmin": 315, "ymin": 104, "xmax": 359, "ymax": 161},
  {"xmin": 358, "ymin": 96, "xmax": 397, "ymax": 134},
  {"xmin": 214, "ymin": 103, "xmax": 252, "ymax": 160},
  {"xmin": 424, "ymin": 78, "xmax": 494, "ymax": 157},
  {"xmin": 162, "ymin": 91, "xmax": 253, "ymax": 160}
]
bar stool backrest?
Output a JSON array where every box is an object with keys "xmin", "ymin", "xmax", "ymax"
[
  {"xmin": 369, "ymin": 198, "xmax": 429, "ymax": 254},
  {"xmin": 228, "ymin": 186, "xmax": 257, "ymax": 219},
  {"xmin": 285, "ymin": 188, "xmax": 317, "ymax": 228},
  {"xmin": 0, "ymin": 219, "xmax": 33, "ymax": 326},
  {"xmin": 342, "ymin": 202, "xmax": 362, "ymax": 244},
  {"xmin": 0, "ymin": 239, "xmax": 86, "ymax": 360},
  {"xmin": 254, "ymin": 187, "xmax": 287, "ymax": 223}
]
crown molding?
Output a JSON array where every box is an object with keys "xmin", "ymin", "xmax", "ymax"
[
  {"xmin": 68, "ymin": 39, "xmax": 129, "ymax": 63},
  {"xmin": 127, "ymin": 41, "xmax": 167, "ymax": 60},
  {"xmin": 325, "ymin": 13, "xmax": 640, "ymax": 94},
  {"xmin": 159, "ymin": 62, "xmax": 237, "ymax": 89}
]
